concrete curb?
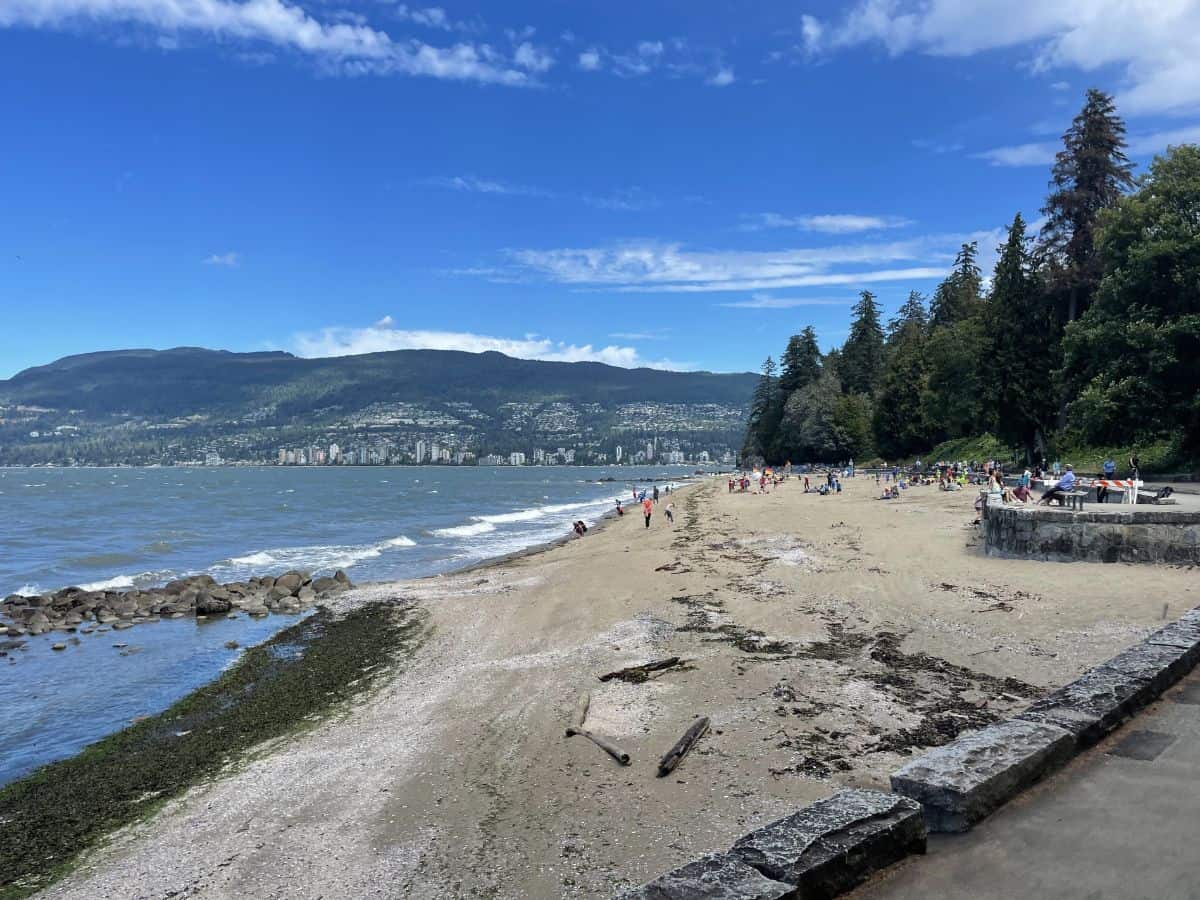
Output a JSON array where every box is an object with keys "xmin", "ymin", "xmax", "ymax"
[
  {"xmin": 891, "ymin": 605, "xmax": 1200, "ymax": 832},
  {"xmin": 618, "ymin": 790, "xmax": 926, "ymax": 899}
]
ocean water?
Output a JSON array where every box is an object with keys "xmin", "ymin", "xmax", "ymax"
[{"xmin": 0, "ymin": 464, "xmax": 692, "ymax": 784}]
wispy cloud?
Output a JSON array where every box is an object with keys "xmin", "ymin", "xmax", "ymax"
[
  {"xmin": 290, "ymin": 320, "xmax": 691, "ymax": 369},
  {"xmin": 911, "ymin": 138, "xmax": 964, "ymax": 155},
  {"xmin": 203, "ymin": 251, "xmax": 239, "ymax": 267},
  {"xmin": 497, "ymin": 239, "xmax": 954, "ymax": 293},
  {"xmin": 797, "ymin": 0, "xmax": 1200, "ymax": 117},
  {"xmin": 740, "ymin": 213, "xmax": 914, "ymax": 233},
  {"xmin": 575, "ymin": 38, "xmax": 732, "ymax": 86},
  {"xmin": 419, "ymin": 175, "xmax": 553, "ymax": 197},
  {"xmin": 972, "ymin": 141, "xmax": 1058, "ymax": 167},
  {"xmin": 420, "ymin": 175, "xmax": 657, "ymax": 211},
  {"xmin": 706, "ymin": 66, "xmax": 735, "ymax": 87},
  {"xmin": 719, "ymin": 294, "xmax": 857, "ymax": 309},
  {"xmin": 0, "ymin": 0, "xmax": 536, "ymax": 86},
  {"xmin": 976, "ymin": 123, "xmax": 1200, "ymax": 167}
]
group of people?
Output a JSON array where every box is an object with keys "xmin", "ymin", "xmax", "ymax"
[{"xmin": 612, "ymin": 484, "xmax": 675, "ymax": 529}]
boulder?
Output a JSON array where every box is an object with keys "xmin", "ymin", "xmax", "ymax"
[
  {"xmin": 207, "ymin": 585, "xmax": 232, "ymax": 602},
  {"xmin": 890, "ymin": 719, "xmax": 1075, "ymax": 832},
  {"xmin": 27, "ymin": 612, "xmax": 52, "ymax": 636},
  {"xmin": 731, "ymin": 790, "xmax": 925, "ymax": 897},
  {"xmin": 242, "ymin": 603, "xmax": 269, "ymax": 617},
  {"xmin": 297, "ymin": 587, "xmax": 317, "ymax": 605},
  {"xmin": 333, "ymin": 569, "xmax": 352, "ymax": 586},
  {"xmin": 311, "ymin": 576, "xmax": 341, "ymax": 594},
  {"xmin": 617, "ymin": 853, "xmax": 795, "ymax": 900},
  {"xmin": 195, "ymin": 592, "xmax": 233, "ymax": 616},
  {"xmin": 52, "ymin": 642, "xmax": 67, "ymax": 651},
  {"xmin": 267, "ymin": 585, "xmax": 294, "ymax": 602},
  {"xmin": 163, "ymin": 578, "xmax": 193, "ymax": 595},
  {"xmin": 275, "ymin": 572, "xmax": 304, "ymax": 594}
]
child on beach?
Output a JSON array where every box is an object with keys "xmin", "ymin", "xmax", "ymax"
[
  {"xmin": 665, "ymin": 502, "xmax": 675, "ymax": 525},
  {"xmin": 642, "ymin": 497, "xmax": 653, "ymax": 528}
]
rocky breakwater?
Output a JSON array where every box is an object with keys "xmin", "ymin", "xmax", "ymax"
[{"xmin": 0, "ymin": 569, "xmax": 355, "ymax": 642}]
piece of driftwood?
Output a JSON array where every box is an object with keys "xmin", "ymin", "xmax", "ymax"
[
  {"xmin": 566, "ymin": 691, "xmax": 591, "ymax": 736},
  {"xmin": 565, "ymin": 727, "xmax": 631, "ymax": 765},
  {"xmin": 657, "ymin": 716, "xmax": 709, "ymax": 777},
  {"xmin": 598, "ymin": 656, "xmax": 683, "ymax": 684}
]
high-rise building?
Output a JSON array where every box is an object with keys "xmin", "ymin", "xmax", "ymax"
[
  {"xmin": 415, "ymin": 440, "xmax": 427, "ymax": 464},
  {"xmin": 509, "ymin": 451, "xmax": 526, "ymax": 466},
  {"xmin": 615, "ymin": 445, "xmax": 623, "ymax": 463}
]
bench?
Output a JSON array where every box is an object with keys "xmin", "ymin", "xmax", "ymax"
[{"xmin": 1064, "ymin": 490, "xmax": 1089, "ymax": 511}]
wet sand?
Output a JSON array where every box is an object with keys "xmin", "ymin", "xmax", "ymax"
[{"xmin": 39, "ymin": 476, "xmax": 1199, "ymax": 899}]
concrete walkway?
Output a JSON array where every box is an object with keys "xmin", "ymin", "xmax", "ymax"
[{"xmin": 853, "ymin": 669, "xmax": 1200, "ymax": 900}]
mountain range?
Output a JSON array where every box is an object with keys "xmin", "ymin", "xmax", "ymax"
[{"xmin": 0, "ymin": 348, "xmax": 756, "ymax": 466}]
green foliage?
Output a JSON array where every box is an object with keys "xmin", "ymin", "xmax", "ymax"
[
  {"xmin": 832, "ymin": 393, "xmax": 875, "ymax": 460},
  {"xmin": 929, "ymin": 243, "xmax": 983, "ymax": 328},
  {"xmin": 1040, "ymin": 88, "xmax": 1135, "ymax": 322},
  {"xmin": 1060, "ymin": 145, "xmax": 1200, "ymax": 450},
  {"xmin": 739, "ymin": 91, "xmax": 1194, "ymax": 470},
  {"xmin": 921, "ymin": 315, "xmax": 990, "ymax": 440},
  {"xmin": 742, "ymin": 356, "xmax": 780, "ymax": 462},
  {"xmin": 779, "ymin": 326, "xmax": 822, "ymax": 395},
  {"xmin": 925, "ymin": 433, "xmax": 1014, "ymax": 467},
  {"xmin": 984, "ymin": 213, "xmax": 1058, "ymax": 455},
  {"xmin": 840, "ymin": 291, "xmax": 886, "ymax": 395},
  {"xmin": 778, "ymin": 366, "xmax": 841, "ymax": 462}
]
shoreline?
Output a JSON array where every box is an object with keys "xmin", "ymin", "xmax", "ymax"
[{"xmin": 16, "ymin": 474, "xmax": 1199, "ymax": 898}]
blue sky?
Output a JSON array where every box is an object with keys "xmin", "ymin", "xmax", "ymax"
[{"xmin": 2, "ymin": 0, "xmax": 1199, "ymax": 378}]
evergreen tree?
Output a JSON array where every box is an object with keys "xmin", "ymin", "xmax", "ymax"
[
  {"xmin": 874, "ymin": 292, "xmax": 931, "ymax": 457},
  {"xmin": 779, "ymin": 364, "xmax": 841, "ymax": 462},
  {"xmin": 779, "ymin": 326, "xmax": 822, "ymax": 395},
  {"xmin": 741, "ymin": 356, "xmax": 779, "ymax": 462},
  {"xmin": 840, "ymin": 291, "xmax": 885, "ymax": 395},
  {"xmin": 929, "ymin": 243, "xmax": 983, "ymax": 329},
  {"xmin": 1040, "ymin": 88, "xmax": 1135, "ymax": 323},
  {"xmin": 985, "ymin": 213, "xmax": 1055, "ymax": 459},
  {"xmin": 1060, "ymin": 145, "xmax": 1200, "ymax": 450},
  {"xmin": 888, "ymin": 291, "xmax": 928, "ymax": 341}
]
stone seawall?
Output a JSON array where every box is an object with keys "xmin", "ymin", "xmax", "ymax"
[{"xmin": 982, "ymin": 503, "xmax": 1200, "ymax": 564}]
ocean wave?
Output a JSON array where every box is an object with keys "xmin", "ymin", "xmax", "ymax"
[
  {"xmin": 473, "ymin": 499, "xmax": 612, "ymax": 526},
  {"xmin": 224, "ymin": 534, "xmax": 416, "ymax": 574},
  {"xmin": 77, "ymin": 574, "xmax": 137, "ymax": 592},
  {"xmin": 431, "ymin": 521, "xmax": 496, "ymax": 538}
]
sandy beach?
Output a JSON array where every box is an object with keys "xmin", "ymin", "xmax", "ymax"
[{"xmin": 38, "ymin": 475, "xmax": 1199, "ymax": 899}]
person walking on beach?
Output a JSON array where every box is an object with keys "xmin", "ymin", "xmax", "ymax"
[
  {"xmin": 665, "ymin": 502, "xmax": 675, "ymax": 525},
  {"xmin": 642, "ymin": 496, "xmax": 654, "ymax": 528},
  {"xmin": 652, "ymin": 485, "xmax": 659, "ymax": 503}
]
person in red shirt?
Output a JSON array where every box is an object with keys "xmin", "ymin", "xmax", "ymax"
[{"xmin": 642, "ymin": 497, "xmax": 654, "ymax": 528}]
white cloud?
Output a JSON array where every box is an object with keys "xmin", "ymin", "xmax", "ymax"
[
  {"xmin": 577, "ymin": 47, "xmax": 602, "ymax": 70},
  {"xmin": 513, "ymin": 40, "xmax": 554, "ymax": 73},
  {"xmin": 1050, "ymin": 80, "xmax": 1071, "ymax": 90},
  {"xmin": 972, "ymin": 141, "xmax": 1058, "ymax": 167},
  {"xmin": 0, "ymin": 0, "xmax": 533, "ymax": 86},
  {"xmin": 976, "ymin": 123, "xmax": 1200, "ymax": 167},
  {"xmin": 583, "ymin": 187, "xmax": 659, "ymax": 212},
  {"xmin": 742, "ymin": 213, "xmax": 914, "ymax": 233},
  {"xmin": 501, "ymin": 239, "xmax": 954, "ymax": 293},
  {"xmin": 290, "ymin": 321, "xmax": 690, "ymax": 369},
  {"xmin": 203, "ymin": 251, "xmax": 239, "ymax": 266},
  {"xmin": 706, "ymin": 66, "xmax": 735, "ymax": 87},
  {"xmin": 420, "ymin": 175, "xmax": 552, "ymax": 197},
  {"xmin": 800, "ymin": 14, "xmax": 824, "ymax": 55},
  {"xmin": 719, "ymin": 294, "xmax": 857, "ymax": 309},
  {"xmin": 1127, "ymin": 124, "xmax": 1200, "ymax": 155},
  {"xmin": 805, "ymin": 0, "xmax": 1200, "ymax": 116}
]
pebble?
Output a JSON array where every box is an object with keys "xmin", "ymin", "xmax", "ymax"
[{"xmin": 51, "ymin": 642, "xmax": 67, "ymax": 651}]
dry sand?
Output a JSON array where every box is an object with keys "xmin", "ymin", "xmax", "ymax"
[{"xmin": 40, "ymin": 476, "xmax": 1199, "ymax": 899}]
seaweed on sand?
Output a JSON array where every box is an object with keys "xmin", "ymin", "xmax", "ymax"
[{"xmin": 0, "ymin": 601, "xmax": 426, "ymax": 899}]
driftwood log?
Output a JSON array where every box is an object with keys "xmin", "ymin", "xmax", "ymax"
[
  {"xmin": 566, "ymin": 691, "xmax": 591, "ymax": 736},
  {"xmin": 598, "ymin": 657, "xmax": 683, "ymax": 684},
  {"xmin": 657, "ymin": 716, "xmax": 709, "ymax": 777},
  {"xmin": 565, "ymin": 727, "xmax": 631, "ymax": 766}
]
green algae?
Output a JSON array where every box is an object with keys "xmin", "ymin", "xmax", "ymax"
[{"xmin": 0, "ymin": 601, "xmax": 426, "ymax": 898}]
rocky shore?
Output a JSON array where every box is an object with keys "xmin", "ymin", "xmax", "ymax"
[{"xmin": 0, "ymin": 569, "xmax": 355, "ymax": 645}]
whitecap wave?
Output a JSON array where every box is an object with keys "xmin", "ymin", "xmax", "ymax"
[
  {"xmin": 383, "ymin": 535, "xmax": 416, "ymax": 547},
  {"xmin": 431, "ymin": 521, "xmax": 496, "ymax": 538},
  {"xmin": 223, "ymin": 534, "xmax": 416, "ymax": 575},
  {"xmin": 473, "ymin": 499, "xmax": 611, "ymax": 526},
  {"xmin": 77, "ymin": 574, "xmax": 137, "ymax": 591}
]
